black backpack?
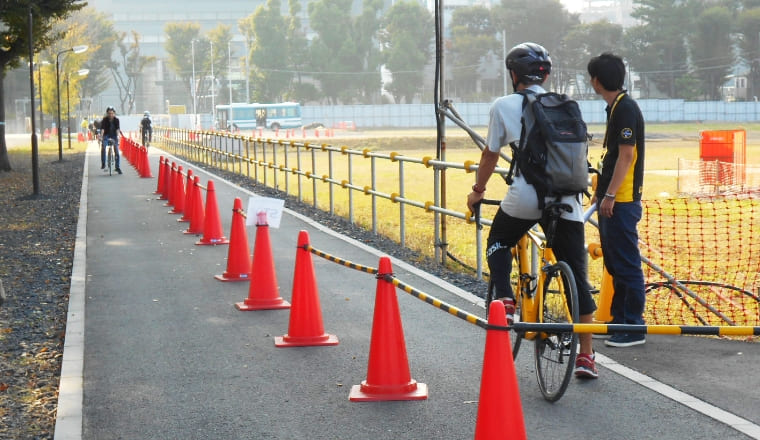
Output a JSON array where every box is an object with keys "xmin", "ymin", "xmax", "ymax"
[{"xmin": 507, "ymin": 90, "xmax": 590, "ymax": 209}]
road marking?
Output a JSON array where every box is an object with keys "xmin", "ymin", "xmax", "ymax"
[{"xmin": 596, "ymin": 353, "xmax": 760, "ymax": 439}]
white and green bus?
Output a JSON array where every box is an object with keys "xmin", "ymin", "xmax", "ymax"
[{"xmin": 215, "ymin": 102, "xmax": 302, "ymax": 131}]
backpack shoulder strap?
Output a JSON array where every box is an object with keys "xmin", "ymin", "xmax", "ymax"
[{"xmin": 505, "ymin": 91, "xmax": 531, "ymax": 185}]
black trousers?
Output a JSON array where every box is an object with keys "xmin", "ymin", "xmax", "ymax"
[{"xmin": 486, "ymin": 208, "xmax": 597, "ymax": 316}]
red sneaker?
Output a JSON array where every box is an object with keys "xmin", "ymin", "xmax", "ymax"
[
  {"xmin": 499, "ymin": 297, "xmax": 515, "ymax": 325},
  {"xmin": 574, "ymin": 353, "xmax": 598, "ymax": 379}
]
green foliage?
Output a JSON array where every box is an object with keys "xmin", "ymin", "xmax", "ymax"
[
  {"xmin": 559, "ymin": 20, "xmax": 623, "ymax": 95},
  {"xmin": 380, "ymin": 1, "xmax": 433, "ymax": 103},
  {"xmin": 244, "ymin": 0, "xmax": 291, "ymax": 102},
  {"xmin": 110, "ymin": 31, "xmax": 155, "ymax": 114},
  {"xmin": 164, "ymin": 22, "xmax": 202, "ymax": 88},
  {"xmin": 75, "ymin": 8, "xmax": 117, "ymax": 106},
  {"xmin": 448, "ymin": 6, "xmax": 498, "ymax": 99},
  {"xmin": 691, "ymin": 6, "xmax": 733, "ymax": 100},
  {"xmin": 307, "ymin": 0, "xmax": 382, "ymax": 104}
]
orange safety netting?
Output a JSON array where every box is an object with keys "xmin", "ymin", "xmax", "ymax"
[{"xmin": 639, "ymin": 196, "xmax": 760, "ymax": 329}]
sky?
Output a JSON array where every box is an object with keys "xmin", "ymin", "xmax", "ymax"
[{"xmin": 560, "ymin": 0, "xmax": 586, "ymax": 13}]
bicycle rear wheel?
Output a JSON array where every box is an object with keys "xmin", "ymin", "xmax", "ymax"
[
  {"xmin": 486, "ymin": 278, "xmax": 522, "ymax": 360},
  {"xmin": 534, "ymin": 260, "xmax": 579, "ymax": 402}
]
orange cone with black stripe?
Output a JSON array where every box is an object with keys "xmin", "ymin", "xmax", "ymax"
[
  {"xmin": 473, "ymin": 300, "xmax": 526, "ymax": 439},
  {"xmin": 196, "ymin": 180, "xmax": 229, "ymax": 245},
  {"xmin": 275, "ymin": 230, "xmax": 338, "ymax": 347},
  {"xmin": 214, "ymin": 198, "xmax": 251, "ymax": 282},
  {"xmin": 349, "ymin": 257, "xmax": 427, "ymax": 401},
  {"xmin": 235, "ymin": 211, "xmax": 290, "ymax": 311}
]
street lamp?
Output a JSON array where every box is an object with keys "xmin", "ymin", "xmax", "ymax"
[
  {"xmin": 35, "ymin": 59, "xmax": 50, "ymax": 138},
  {"xmin": 191, "ymin": 39, "xmax": 197, "ymax": 116},
  {"xmin": 210, "ymin": 40, "xmax": 215, "ymax": 125},
  {"xmin": 26, "ymin": 7, "xmax": 39, "ymax": 195},
  {"xmin": 65, "ymin": 69, "xmax": 89, "ymax": 150},
  {"xmin": 56, "ymin": 44, "xmax": 88, "ymax": 161},
  {"xmin": 228, "ymin": 41, "xmax": 234, "ymax": 130}
]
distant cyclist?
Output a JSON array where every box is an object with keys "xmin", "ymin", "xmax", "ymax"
[
  {"xmin": 140, "ymin": 110, "xmax": 152, "ymax": 147},
  {"xmin": 100, "ymin": 106, "xmax": 124, "ymax": 174}
]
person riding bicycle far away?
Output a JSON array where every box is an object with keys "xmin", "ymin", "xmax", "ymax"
[
  {"xmin": 100, "ymin": 106, "xmax": 124, "ymax": 174},
  {"xmin": 140, "ymin": 110, "xmax": 152, "ymax": 146},
  {"xmin": 466, "ymin": 42, "xmax": 599, "ymax": 379},
  {"xmin": 588, "ymin": 53, "xmax": 647, "ymax": 348}
]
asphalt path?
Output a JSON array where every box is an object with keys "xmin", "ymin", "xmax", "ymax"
[{"xmin": 53, "ymin": 141, "xmax": 760, "ymax": 439}]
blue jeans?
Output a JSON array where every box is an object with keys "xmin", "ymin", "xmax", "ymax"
[
  {"xmin": 597, "ymin": 200, "xmax": 646, "ymax": 325},
  {"xmin": 101, "ymin": 135, "xmax": 120, "ymax": 169}
]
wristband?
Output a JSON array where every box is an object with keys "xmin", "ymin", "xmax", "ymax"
[
  {"xmin": 472, "ymin": 184, "xmax": 486, "ymax": 193},
  {"xmin": 604, "ymin": 193, "xmax": 616, "ymax": 199}
]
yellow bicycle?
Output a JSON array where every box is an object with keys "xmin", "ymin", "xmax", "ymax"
[{"xmin": 475, "ymin": 199, "xmax": 580, "ymax": 402}]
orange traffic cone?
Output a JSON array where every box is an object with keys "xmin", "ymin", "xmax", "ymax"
[
  {"xmin": 178, "ymin": 169, "xmax": 194, "ymax": 223},
  {"xmin": 196, "ymin": 180, "xmax": 229, "ymax": 245},
  {"xmin": 349, "ymin": 257, "xmax": 427, "ymax": 401},
  {"xmin": 183, "ymin": 176, "xmax": 204, "ymax": 235},
  {"xmin": 140, "ymin": 147, "xmax": 153, "ymax": 178},
  {"xmin": 158, "ymin": 159, "xmax": 171, "ymax": 200},
  {"xmin": 164, "ymin": 162, "xmax": 176, "ymax": 206},
  {"xmin": 154, "ymin": 156, "xmax": 165, "ymax": 195},
  {"xmin": 214, "ymin": 198, "xmax": 252, "ymax": 282},
  {"xmin": 473, "ymin": 301, "xmax": 526, "ymax": 440},
  {"xmin": 235, "ymin": 212, "xmax": 290, "ymax": 311},
  {"xmin": 170, "ymin": 165, "xmax": 185, "ymax": 214},
  {"xmin": 274, "ymin": 230, "xmax": 338, "ymax": 347}
]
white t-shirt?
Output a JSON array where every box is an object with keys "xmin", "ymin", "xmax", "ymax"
[{"xmin": 485, "ymin": 84, "xmax": 584, "ymax": 222}]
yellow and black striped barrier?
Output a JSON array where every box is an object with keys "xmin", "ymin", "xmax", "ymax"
[
  {"xmin": 509, "ymin": 323, "xmax": 760, "ymax": 336},
  {"xmin": 303, "ymin": 245, "xmax": 378, "ymax": 275},
  {"xmin": 305, "ymin": 244, "xmax": 760, "ymax": 337}
]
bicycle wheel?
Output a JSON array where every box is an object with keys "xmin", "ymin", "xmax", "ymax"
[
  {"xmin": 486, "ymin": 278, "xmax": 522, "ymax": 360},
  {"xmin": 534, "ymin": 260, "xmax": 579, "ymax": 402},
  {"xmin": 107, "ymin": 146, "xmax": 113, "ymax": 176}
]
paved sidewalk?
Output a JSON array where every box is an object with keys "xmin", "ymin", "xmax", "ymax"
[{"xmin": 54, "ymin": 143, "xmax": 760, "ymax": 439}]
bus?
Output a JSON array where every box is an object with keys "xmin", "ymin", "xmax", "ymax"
[{"xmin": 214, "ymin": 102, "xmax": 302, "ymax": 131}]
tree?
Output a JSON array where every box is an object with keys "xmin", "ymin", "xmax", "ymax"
[
  {"xmin": 284, "ymin": 0, "xmax": 314, "ymax": 102},
  {"xmin": 492, "ymin": 0, "xmax": 579, "ymax": 92},
  {"xmin": 240, "ymin": 0, "xmax": 291, "ymax": 102},
  {"xmin": 307, "ymin": 0, "xmax": 383, "ymax": 104},
  {"xmin": 737, "ymin": 7, "xmax": 760, "ymax": 99},
  {"xmin": 0, "ymin": 0, "xmax": 84, "ymax": 172},
  {"xmin": 164, "ymin": 22, "xmax": 202, "ymax": 111},
  {"xmin": 690, "ymin": 6, "xmax": 734, "ymax": 100},
  {"xmin": 205, "ymin": 24, "xmax": 233, "ymax": 112},
  {"xmin": 75, "ymin": 8, "xmax": 117, "ymax": 118},
  {"xmin": 110, "ymin": 31, "xmax": 155, "ymax": 114},
  {"xmin": 627, "ymin": 0, "xmax": 701, "ymax": 98},
  {"xmin": 379, "ymin": 1, "xmax": 434, "ymax": 103},
  {"xmin": 448, "ymin": 6, "xmax": 498, "ymax": 101},
  {"xmin": 38, "ymin": 17, "xmax": 91, "ymax": 122},
  {"xmin": 559, "ymin": 20, "xmax": 624, "ymax": 96}
]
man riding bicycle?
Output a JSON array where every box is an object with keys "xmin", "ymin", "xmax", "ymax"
[
  {"xmin": 100, "ymin": 106, "xmax": 124, "ymax": 174},
  {"xmin": 140, "ymin": 110, "xmax": 152, "ymax": 147}
]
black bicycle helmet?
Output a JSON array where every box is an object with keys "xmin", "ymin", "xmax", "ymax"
[
  {"xmin": 506, "ymin": 42, "xmax": 551, "ymax": 88},
  {"xmin": 106, "ymin": 106, "xmax": 115, "ymax": 113}
]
